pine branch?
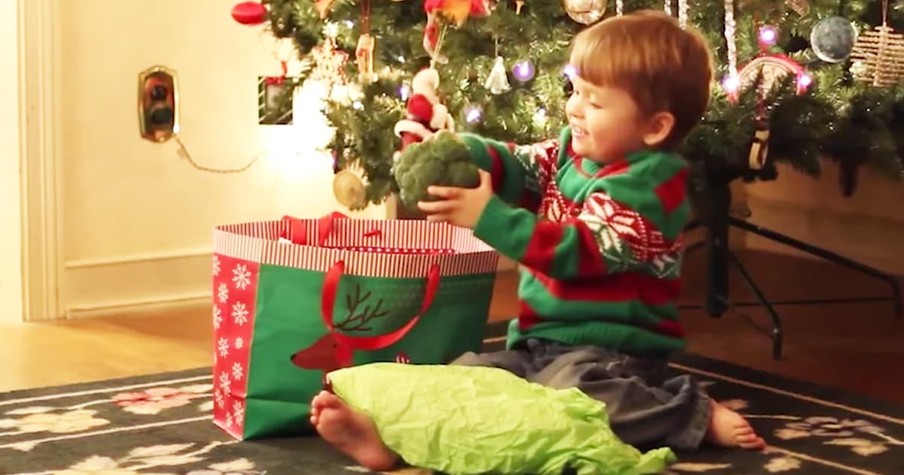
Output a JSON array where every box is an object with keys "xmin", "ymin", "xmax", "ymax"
[{"xmin": 260, "ymin": 0, "xmax": 903, "ymax": 203}]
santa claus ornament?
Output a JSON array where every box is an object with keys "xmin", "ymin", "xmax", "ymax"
[{"xmin": 393, "ymin": 68, "xmax": 455, "ymax": 157}]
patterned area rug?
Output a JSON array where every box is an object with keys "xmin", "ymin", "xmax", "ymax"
[{"xmin": 2, "ymin": 331, "xmax": 903, "ymax": 474}]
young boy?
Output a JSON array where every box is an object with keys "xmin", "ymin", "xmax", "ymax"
[{"xmin": 311, "ymin": 10, "xmax": 765, "ymax": 471}]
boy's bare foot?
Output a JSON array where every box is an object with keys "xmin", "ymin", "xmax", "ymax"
[
  {"xmin": 706, "ymin": 400, "xmax": 766, "ymax": 450},
  {"xmin": 310, "ymin": 391, "xmax": 400, "ymax": 471}
]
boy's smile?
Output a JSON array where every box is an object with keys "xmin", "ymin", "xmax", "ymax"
[{"xmin": 565, "ymin": 74, "xmax": 649, "ymax": 163}]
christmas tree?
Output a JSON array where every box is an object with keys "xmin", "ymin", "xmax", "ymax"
[{"xmin": 240, "ymin": 0, "xmax": 904, "ymax": 209}]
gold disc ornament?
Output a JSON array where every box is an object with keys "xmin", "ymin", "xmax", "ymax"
[
  {"xmin": 332, "ymin": 169, "xmax": 366, "ymax": 209},
  {"xmin": 562, "ymin": 0, "xmax": 606, "ymax": 25},
  {"xmin": 736, "ymin": 55, "xmax": 810, "ymax": 95}
]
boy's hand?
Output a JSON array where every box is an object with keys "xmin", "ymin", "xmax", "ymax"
[{"xmin": 418, "ymin": 169, "xmax": 493, "ymax": 229}]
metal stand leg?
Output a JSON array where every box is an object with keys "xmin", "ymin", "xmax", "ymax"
[
  {"xmin": 728, "ymin": 251, "xmax": 784, "ymax": 360},
  {"xmin": 729, "ymin": 217, "xmax": 902, "ymax": 317},
  {"xmin": 681, "ymin": 158, "xmax": 898, "ymax": 360},
  {"xmin": 682, "ymin": 184, "xmax": 784, "ymax": 359},
  {"xmin": 705, "ymin": 207, "xmax": 730, "ymax": 318}
]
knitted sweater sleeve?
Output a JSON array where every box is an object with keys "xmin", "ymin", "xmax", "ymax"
[
  {"xmin": 457, "ymin": 132, "xmax": 561, "ymax": 213},
  {"xmin": 473, "ymin": 156, "xmax": 689, "ymax": 280}
]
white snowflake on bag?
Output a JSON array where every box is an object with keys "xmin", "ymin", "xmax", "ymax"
[
  {"xmin": 232, "ymin": 264, "xmax": 252, "ymax": 290},
  {"xmin": 218, "ymin": 372, "xmax": 231, "ymax": 391},
  {"xmin": 212, "ymin": 306, "xmax": 222, "ymax": 329},
  {"xmin": 232, "ymin": 362, "xmax": 244, "ymax": 381},
  {"xmin": 235, "ymin": 337, "xmax": 244, "ymax": 349},
  {"xmin": 217, "ymin": 283, "xmax": 229, "ymax": 303},
  {"xmin": 212, "ymin": 255, "xmax": 221, "ymax": 277},
  {"xmin": 226, "ymin": 412, "xmax": 234, "ymax": 427},
  {"xmin": 233, "ymin": 401, "xmax": 245, "ymax": 426},
  {"xmin": 231, "ymin": 302, "xmax": 249, "ymax": 326},
  {"xmin": 217, "ymin": 338, "xmax": 230, "ymax": 358},
  {"xmin": 214, "ymin": 388, "xmax": 225, "ymax": 409}
]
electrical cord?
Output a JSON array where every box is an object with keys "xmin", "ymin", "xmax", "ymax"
[{"xmin": 174, "ymin": 136, "xmax": 261, "ymax": 174}]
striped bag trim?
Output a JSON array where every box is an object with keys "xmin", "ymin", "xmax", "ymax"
[{"xmin": 213, "ymin": 219, "xmax": 500, "ymax": 278}]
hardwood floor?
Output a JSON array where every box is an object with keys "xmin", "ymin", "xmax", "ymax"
[{"xmin": 3, "ymin": 250, "xmax": 903, "ymax": 405}]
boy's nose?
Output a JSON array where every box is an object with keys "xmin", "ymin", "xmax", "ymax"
[
  {"xmin": 567, "ymin": 108, "xmax": 583, "ymax": 121},
  {"xmin": 565, "ymin": 100, "xmax": 582, "ymax": 120}
]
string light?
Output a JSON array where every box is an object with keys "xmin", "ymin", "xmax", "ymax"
[
  {"xmin": 464, "ymin": 104, "xmax": 483, "ymax": 123},
  {"xmin": 797, "ymin": 72, "xmax": 813, "ymax": 91},
  {"xmin": 563, "ymin": 64, "xmax": 577, "ymax": 80},
  {"xmin": 512, "ymin": 60, "xmax": 536, "ymax": 82},
  {"xmin": 616, "ymin": 0, "xmax": 623, "ymax": 16},
  {"xmin": 533, "ymin": 108, "xmax": 548, "ymax": 126},
  {"xmin": 758, "ymin": 25, "xmax": 779, "ymax": 47},
  {"xmin": 398, "ymin": 83, "xmax": 411, "ymax": 100}
]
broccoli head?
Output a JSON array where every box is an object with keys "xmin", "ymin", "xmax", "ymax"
[{"xmin": 393, "ymin": 132, "xmax": 480, "ymax": 209}]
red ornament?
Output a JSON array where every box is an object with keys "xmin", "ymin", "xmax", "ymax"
[{"xmin": 231, "ymin": 1, "xmax": 267, "ymax": 25}]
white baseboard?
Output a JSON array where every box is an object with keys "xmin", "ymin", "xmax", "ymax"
[
  {"xmin": 66, "ymin": 293, "xmax": 210, "ymax": 320},
  {"xmin": 60, "ymin": 249, "xmax": 213, "ymax": 320}
]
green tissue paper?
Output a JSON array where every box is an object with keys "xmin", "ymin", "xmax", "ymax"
[{"xmin": 328, "ymin": 363, "xmax": 676, "ymax": 475}]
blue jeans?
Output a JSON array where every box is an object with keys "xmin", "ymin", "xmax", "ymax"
[{"xmin": 452, "ymin": 338, "xmax": 711, "ymax": 452}]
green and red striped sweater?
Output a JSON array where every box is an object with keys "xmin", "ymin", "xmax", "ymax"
[{"xmin": 460, "ymin": 127, "xmax": 691, "ymax": 357}]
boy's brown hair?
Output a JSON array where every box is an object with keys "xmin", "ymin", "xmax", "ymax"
[{"xmin": 570, "ymin": 10, "xmax": 714, "ymax": 149}]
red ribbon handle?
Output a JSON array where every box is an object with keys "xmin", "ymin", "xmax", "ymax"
[
  {"xmin": 321, "ymin": 261, "xmax": 440, "ymax": 351},
  {"xmin": 281, "ymin": 212, "xmax": 350, "ymax": 246}
]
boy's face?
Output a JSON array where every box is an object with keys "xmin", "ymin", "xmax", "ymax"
[{"xmin": 564, "ymin": 74, "xmax": 652, "ymax": 163}]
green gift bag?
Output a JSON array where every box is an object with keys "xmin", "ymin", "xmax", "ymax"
[{"xmin": 211, "ymin": 213, "xmax": 499, "ymax": 440}]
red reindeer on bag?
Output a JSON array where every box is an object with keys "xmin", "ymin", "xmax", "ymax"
[
  {"xmin": 290, "ymin": 261, "xmax": 438, "ymax": 385},
  {"xmin": 290, "ymin": 282, "xmax": 414, "ymax": 375}
]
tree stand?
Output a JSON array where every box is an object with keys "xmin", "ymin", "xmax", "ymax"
[{"xmin": 680, "ymin": 172, "xmax": 902, "ymax": 361}]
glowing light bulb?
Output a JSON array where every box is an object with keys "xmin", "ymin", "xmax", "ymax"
[
  {"xmin": 563, "ymin": 64, "xmax": 577, "ymax": 80},
  {"xmin": 465, "ymin": 105, "xmax": 482, "ymax": 123},
  {"xmin": 533, "ymin": 107, "xmax": 548, "ymax": 126},
  {"xmin": 399, "ymin": 83, "xmax": 411, "ymax": 100},
  {"xmin": 758, "ymin": 25, "xmax": 778, "ymax": 47},
  {"xmin": 721, "ymin": 73, "xmax": 740, "ymax": 95},
  {"xmin": 512, "ymin": 60, "xmax": 535, "ymax": 82},
  {"xmin": 797, "ymin": 72, "xmax": 813, "ymax": 92}
]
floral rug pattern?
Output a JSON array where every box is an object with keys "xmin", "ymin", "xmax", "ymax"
[{"xmin": 1, "ymin": 355, "xmax": 902, "ymax": 474}]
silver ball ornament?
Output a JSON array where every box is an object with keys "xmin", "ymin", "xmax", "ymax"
[{"xmin": 810, "ymin": 16, "xmax": 858, "ymax": 64}]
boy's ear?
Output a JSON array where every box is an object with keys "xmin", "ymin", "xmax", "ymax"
[{"xmin": 642, "ymin": 112, "xmax": 675, "ymax": 147}]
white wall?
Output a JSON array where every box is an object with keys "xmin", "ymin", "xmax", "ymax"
[
  {"xmin": 51, "ymin": 0, "xmax": 385, "ymax": 318},
  {"xmin": 745, "ymin": 164, "xmax": 904, "ymax": 275},
  {"xmin": 0, "ymin": 0, "xmax": 24, "ymax": 324}
]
